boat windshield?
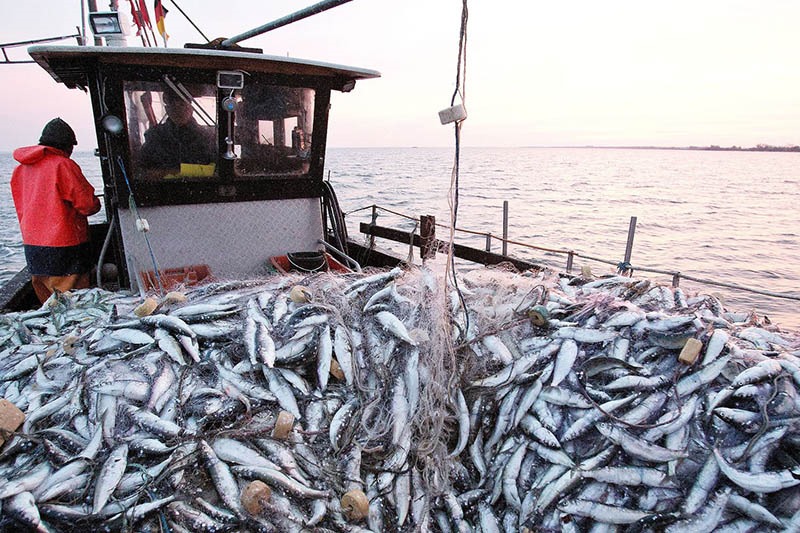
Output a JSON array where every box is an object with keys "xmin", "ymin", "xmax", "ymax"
[
  {"xmin": 124, "ymin": 80, "xmax": 218, "ymax": 181},
  {"xmin": 123, "ymin": 79, "xmax": 315, "ymax": 180},
  {"xmin": 234, "ymin": 85, "xmax": 314, "ymax": 178}
]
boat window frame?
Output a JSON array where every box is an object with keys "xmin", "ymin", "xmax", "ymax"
[
  {"xmin": 231, "ymin": 83, "xmax": 316, "ymax": 181},
  {"xmin": 102, "ymin": 65, "xmax": 332, "ymax": 208}
]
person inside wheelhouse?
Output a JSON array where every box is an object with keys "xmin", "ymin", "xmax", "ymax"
[
  {"xmin": 137, "ymin": 89, "xmax": 215, "ymax": 178},
  {"xmin": 124, "ymin": 81, "xmax": 217, "ymax": 181}
]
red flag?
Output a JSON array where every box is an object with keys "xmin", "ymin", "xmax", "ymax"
[
  {"xmin": 128, "ymin": 0, "xmax": 144, "ymax": 36},
  {"xmin": 138, "ymin": 0, "xmax": 152, "ymax": 30},
  {"xmin": 154, "ymin": 0, "xmax": 169, "ymax": 41}
]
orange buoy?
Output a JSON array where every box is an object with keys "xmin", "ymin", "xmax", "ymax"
[
  {"xmin": 272, "ymin": 411, "xmax": 295, "ymax": 439},
  {"xmin": 134, "ymin": 297, "xmax": 158, "ymax": 317},
  {"xmin": 341, "ymin": 489, "xmax": 369, "ymax": 521},
  {"xmin": 330, "ymin": 358, "xmax": 345, "ymax": 380},
  {"xmin": 241, "ymin": 480, "xmax": 272, "ymax": 515}
]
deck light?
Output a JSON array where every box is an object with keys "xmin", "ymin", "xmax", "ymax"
[
  {"xmin": 89, "ymin": 12, "xmax": 123, "ymax": 36},
  {"xmin": 217, "ymin": 71, "xmax": 245, "ymax": 90},
  {"xmin": 100, "ymin": 114, "xmax": 124, "ymax": 135}
]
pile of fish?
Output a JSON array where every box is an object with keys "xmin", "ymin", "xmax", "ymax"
[{"xmin": 0, "ymin": 263, "xmax": 800, "ymax": 532}]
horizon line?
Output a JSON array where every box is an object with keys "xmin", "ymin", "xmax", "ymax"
[{"xmin": 3, "ymin": 144, "xmax": 798, "ymax": 153}]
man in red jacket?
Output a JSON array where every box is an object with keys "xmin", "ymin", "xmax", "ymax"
[{"xmin": 11, "ymin": 118, "xmax": 102, "ymax": 303}]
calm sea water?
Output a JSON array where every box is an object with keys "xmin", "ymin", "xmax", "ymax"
[{"xmin": 2, "ymin": 147, "xmax": 798, "ymax": 330}]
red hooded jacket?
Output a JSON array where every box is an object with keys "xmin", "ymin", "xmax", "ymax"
[{"xmin": 11, "ymin": 145, "xmax": 101, "ymax": 247}]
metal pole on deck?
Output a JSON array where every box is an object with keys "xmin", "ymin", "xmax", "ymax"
[
  {"xmin": 86, "ymin": 0, "xmax": 103, "ymax": 45},
  {"xmin": 221, "ymin": 0, "xmax": 354, "ymax": 46},
  {"xmin": 502, "ymin": 201, "xmax": 509, "ymax": 256},
  {"xmin": 79, "ymin": 0, "xmax": 86, "ymax": 45},
  {"xmin": 620, "ymin": 216, "xmax": 637, "ymax": 275}
]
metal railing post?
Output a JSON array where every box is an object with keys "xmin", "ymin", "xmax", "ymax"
[
  {"xmin": 502, "ymin": 201, "xmax": 509, "ymax": 256},
  {"xmin": 407, "ymin": 222, "xmax": 418, "ymax": 264},
  {"xmin": 485, "ymin": 233, "xmax": 492, "ymax": 252},
  {"xmin": 618, "ymin": 216, "xmax": 637, "ymax": 275},
  {"xmin": 368, "ymin": 205, "xmax": 378, "ymax": 250},
  {"xmin": 624, "ymin": 216, "xmax": 637, "ymax": 264}
]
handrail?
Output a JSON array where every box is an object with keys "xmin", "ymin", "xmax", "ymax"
[
  {"xmin": 0, "ymin": 33, "xmax": 82, "ymax": 49},
  {"xmin": 1, "ymin": 34, "xmax": 81, "ymax": 64},
  {"xmin": 318, "ymin": 239, "xmax": 362, "ymax": 272},
  {"xmin": 353, "ymin": 204, "xmax": 800, "ymax": 303},
  {"xmin": 96, "ymin": 213, "xmax": 117, "ymax": 289}
]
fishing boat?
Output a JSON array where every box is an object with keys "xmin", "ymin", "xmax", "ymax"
[
  {"xmin": 0, "ymin": 9, "xmax": 541, "ymax": 312},
  {"xmin": 0, "ymin": 5, "xmax": 389, "ymax": 311}
]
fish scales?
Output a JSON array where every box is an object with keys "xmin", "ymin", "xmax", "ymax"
[{"xmin": 198, "ymin": 439, "xmax": 246, "ymax": 517}]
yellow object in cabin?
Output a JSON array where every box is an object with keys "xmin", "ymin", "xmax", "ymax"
[{"xmin": 180, "ymin": 163, "xmax": 216, "ymax": 177}]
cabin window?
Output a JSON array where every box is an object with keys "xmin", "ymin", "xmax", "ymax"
[
  {"xmin": 234, "ymin": 85, "xmax": 314, "ymax": 177},
  {"xmin": 123, "ymin": 81, "xmax": 218, "ymax": 181}
]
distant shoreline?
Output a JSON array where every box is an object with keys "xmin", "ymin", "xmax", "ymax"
[{"xmin": 544, "ymin": 144, "xmax": 800, "ymax": 152}]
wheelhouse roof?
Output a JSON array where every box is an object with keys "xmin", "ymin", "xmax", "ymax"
[{"xmin": 28, "ymin": 45, "xmax": 380, "ymax": 90}]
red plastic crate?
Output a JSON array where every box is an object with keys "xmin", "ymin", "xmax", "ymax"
[{"xmin": 140, "ymin": 264, "xmax": 211, "ymax": 291}]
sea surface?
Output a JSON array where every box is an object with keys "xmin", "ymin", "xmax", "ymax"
[{"xmin": 1, "ymin": 147, "xmax": 798, "ymax": 330}]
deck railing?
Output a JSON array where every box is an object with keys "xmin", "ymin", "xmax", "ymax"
[{"xmin": 350, "ymin": 204, "xmax": 800, "ymax": 303}]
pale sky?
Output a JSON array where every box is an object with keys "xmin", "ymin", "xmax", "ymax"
[{"xmin": 0, "ymin": 0, "xmax": 797, "ymax": 151}]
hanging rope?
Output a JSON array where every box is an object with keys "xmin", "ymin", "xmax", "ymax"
[
  {"xmin": 116, "ymin": 156, "xmax": 164, "ymax": 295},
  {"xmin": 446, "ymin": 0, "xmax": 470, "ymax": 341}
]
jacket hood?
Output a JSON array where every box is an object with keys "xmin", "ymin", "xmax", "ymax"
[{"xmin": 13, "ymin": 145, "xmax": 66, "ymax": 165}]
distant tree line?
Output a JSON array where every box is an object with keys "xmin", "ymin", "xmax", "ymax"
[
  {"xmin": 690, "ymin": 144, "xmax": 800, "ymax": 152},
  {"xmin": 571, "ymin": 145, "xmax": 800, "ymax": 152}
]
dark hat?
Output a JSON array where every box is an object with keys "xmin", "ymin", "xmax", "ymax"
[{"xmin": 39, "ymin": 118, "xmax": 77, "ymax": 147}]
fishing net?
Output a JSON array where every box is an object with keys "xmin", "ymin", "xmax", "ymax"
[{"xmin": 1, "ymin": 263, "xmax": 800, "ymax": 531}]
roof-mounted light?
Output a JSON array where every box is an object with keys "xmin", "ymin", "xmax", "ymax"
[{"xmin": 89, "ymin": 12, "xmax": 123, "ymax": 36}]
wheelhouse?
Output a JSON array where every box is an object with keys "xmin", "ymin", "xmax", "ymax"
[{"xmin": 28, "ymin": 44, "xmax": 379, "ymax": 291}]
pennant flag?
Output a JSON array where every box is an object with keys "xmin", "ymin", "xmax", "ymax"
[
  {"xmin": 154, "ymin": 0, "xmax": 169, "ymax": 41},
  {"xmin": 138, "ymin": 0, "xmax": 153, "ymax": 30},
  {"xmin": 128, "ymin": 0, "xmax": 144, "ymax": 36}
]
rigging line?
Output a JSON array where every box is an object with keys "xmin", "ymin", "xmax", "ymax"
[
  {"xmin": 346, "ymin": 205, "xmax": 416, "ymax": 220},
  {"xmin": 167, "ymin": 0, "xmax": 211, "ymax": 43}
]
